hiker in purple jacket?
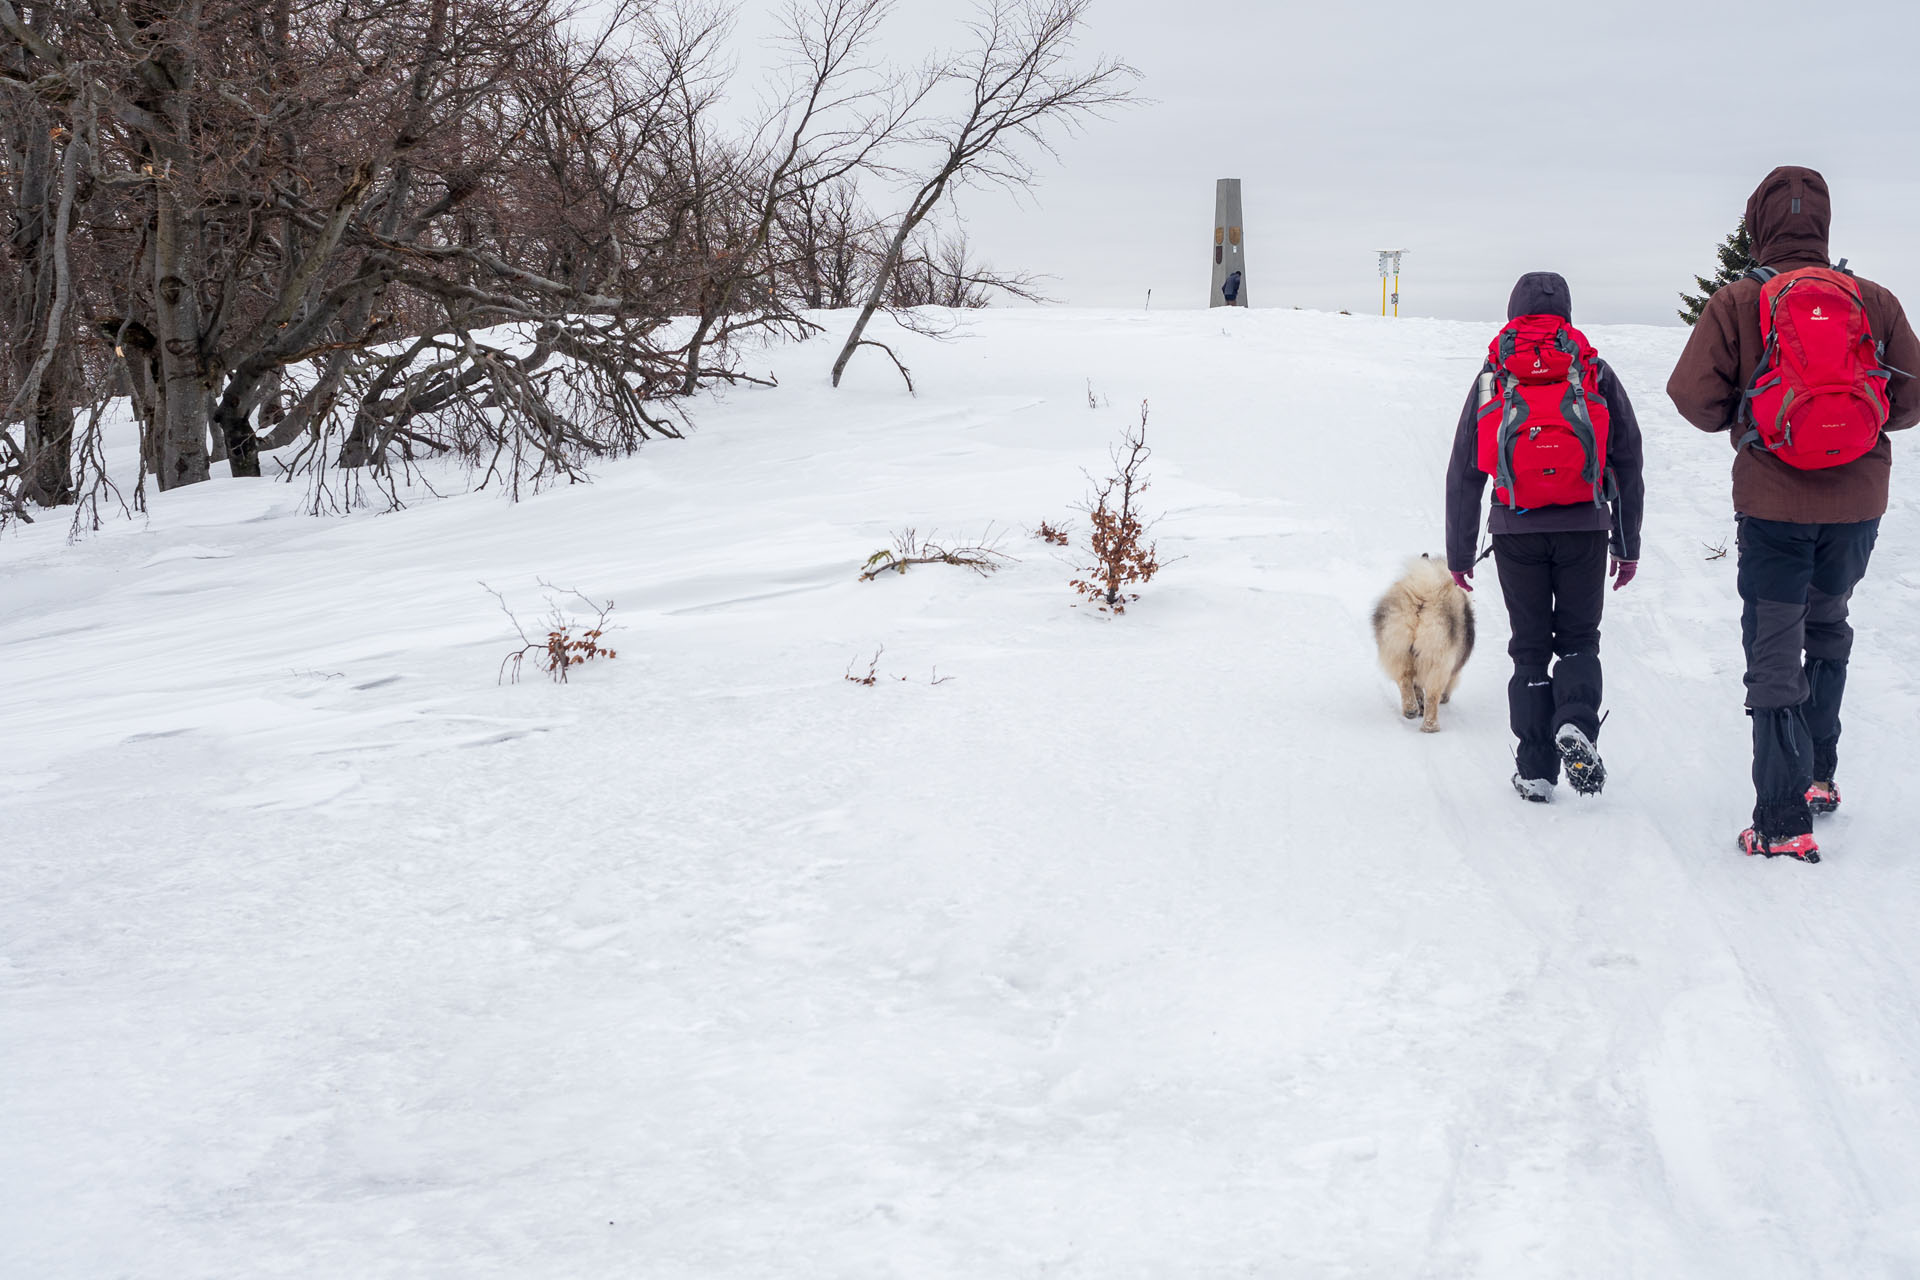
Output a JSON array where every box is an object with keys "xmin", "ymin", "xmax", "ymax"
[{"xmin": 1444, "ymin": 272, "xmax": 1646, "ymax": 803}]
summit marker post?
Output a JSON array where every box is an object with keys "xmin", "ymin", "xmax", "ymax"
[{"xmin": 1210, "ymin": 179, "xmax": 1247, "ymax": 308}]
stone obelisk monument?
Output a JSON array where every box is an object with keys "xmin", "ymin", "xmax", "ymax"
[{"xmin": 1210, "ymin": 179, "xmax": 1247, "ymax": 308}]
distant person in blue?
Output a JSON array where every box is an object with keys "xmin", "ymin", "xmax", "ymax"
[{"xmin": 1221, "ymin": 270, "xmax": 1242, "ymax": 305}]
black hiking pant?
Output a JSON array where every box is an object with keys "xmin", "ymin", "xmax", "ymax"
[
  {"xmin": 1737, "ymin": 515, "xmax": 1879, "ymax": 838},
  {"xmin": 1492, "ymin": 530, "xmax": 1608, "ymax": 783}
]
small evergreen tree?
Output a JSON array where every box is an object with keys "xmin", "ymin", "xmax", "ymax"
[{"xmin": 1679, "ymin": 219, "xmax": 1754, "ymax": 326}]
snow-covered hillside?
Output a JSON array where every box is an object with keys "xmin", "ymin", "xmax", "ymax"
[{"xmin": 5, "ymin": 308, "xmax": 1920, "ymax": 1278}]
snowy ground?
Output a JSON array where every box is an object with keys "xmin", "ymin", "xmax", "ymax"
[{"xmin": 5, "ymin": 307, "xmax": 1920, "ymax": 1278}]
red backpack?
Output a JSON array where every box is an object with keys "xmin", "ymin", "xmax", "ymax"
[
  {"xmin": 1740, "ymin": 264, "xmax": 1892, "ymax": 469},
  {"xmin": 1475, "ymin": 315, "xmax": 1611, "ymax": 510}
]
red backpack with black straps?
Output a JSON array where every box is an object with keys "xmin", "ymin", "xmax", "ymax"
[
  {"xmin": 1475, "ymin": 315, "xmax": 1611, "ymax": 510},
  {"xmin": 1740, "ymin": 263, "xmax": 1894, "ymax": 469}
]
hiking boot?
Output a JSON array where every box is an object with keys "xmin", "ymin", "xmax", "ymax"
[
  {"xmin": 1512, "ymin": 774, "xmax": 1554, "ymax": 804},
  {"xmin": 1554, "ymin": 724, "xmax": 1606, "ymax": 797},
  {"xmin": 1737, "ymin": 828, "xmax": 1821, "ymax": 863},
  {"xmin": 1806, "ymin": 780, "xmax": 1841, "ymax": 816}
]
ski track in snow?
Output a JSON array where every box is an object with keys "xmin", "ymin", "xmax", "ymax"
[{"xmin": 4, "ymin": 308, "xmax": 1920, "ymax": 1278}]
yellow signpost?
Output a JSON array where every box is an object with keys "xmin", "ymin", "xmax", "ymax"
[{"xmin": 1376, "ymin": 249, "xmax": 1406, "ymax": 317}]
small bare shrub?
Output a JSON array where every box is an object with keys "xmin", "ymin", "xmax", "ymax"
[
  {"xmin": 487, "ymin": 582, "xmax": 618, "ymax": 685},
  {"xmin": 1071, "ymin": 401, "xmax": 1163, "ymax": 614},
  {"xmin": 860, "ymin": 528, "xmax": 1011, "ymax": 580},
  {"xmin": 845, "ymin": 647, "xmax": 882, "ymax": 686},
  {"xmin": 1035, "ymin": 519, "xmax": 1071, "ymax": 547},
  {"xmin": 844, "ymin": 646, "xmax": 953, "ymax": 687}
]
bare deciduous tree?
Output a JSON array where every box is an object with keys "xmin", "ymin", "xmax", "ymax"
[
  {"xmin": 0, "ymin": 0, "xmax": 1130, "ymax": 525},
  {"xmin": 773, "ymin": 174, "xmax": 881, "ymax": 309},
  {"xmin": 0, "ymin": 17, "xmax": 88, "ymax": 517},
  {"xmin": 0, "ymin": 0, "xmax": 769, "ymax": 512},
  {"xmin": 829, "ymin": 0, "xmax": 1134, "ymax": 388},
  {"xmin": 675, "ymin": 0, "xmax": 926, "ymax": 392},
  {"xmin": 886, "ymin": 226, "xmax": 1043, "ymax": 309}
]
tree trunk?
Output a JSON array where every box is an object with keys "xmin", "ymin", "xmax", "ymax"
[
  {"xmin": 259, "ymin": 366, "xmax": 284, "ymax": 431},
  {"xmin": 116, "ymin": 326, "xmax": 165, "ymax": 482},
  {"xmin": 213, "ymin": 380, "xmax": 262, "ymax": 476},
  {"xmin": 206, "ymin": 390, "xmax": 227, "ymax": 463},
  {"xmin": 680, "ymin": 306, "xmax": 717, "ymax": 396},
  {"xmin": 21, "ymin": 380, "xmax": 74, "ymax": 507},
  {"xmin": 152, "ymin": 187, "xmax": 211, "ymax": 490},
  {"xmin": 830, "ymin": 214, "xmax": 916, "ymax": 387},
  {"xmin": 9, "ymin": 106, "xmax": 80, "ymax": 505}
]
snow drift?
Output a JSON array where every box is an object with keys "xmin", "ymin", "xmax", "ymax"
[{"xmin": 4, "ymin": 307, "xmax": 1920, "ymax": 1278}]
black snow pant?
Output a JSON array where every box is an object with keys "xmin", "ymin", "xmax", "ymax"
[
  {"xmin": 1492, "ymin": 530, "xmax": 1608, "ymax": 783},
  {"xmin": 1736, "ymin": 515, "xmax": 1879, "ymax": 838}
]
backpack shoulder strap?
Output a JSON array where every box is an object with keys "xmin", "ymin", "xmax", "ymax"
[{"xmin": 1737, "ymin": 274, "xmax": 1782, "ymax": 439}]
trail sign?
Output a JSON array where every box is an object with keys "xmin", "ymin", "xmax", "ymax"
[{"xmin": 1376, "ymin": 249, "xmax": 1406, "ymax": 317}]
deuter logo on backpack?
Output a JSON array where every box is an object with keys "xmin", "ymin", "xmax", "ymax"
[
  {"xmin": 1742, "ymin": 267, "xmax": 1892, "ymax": 469},
  {"xmin": 1475, "ymin": 315, "xmax": 1611, "ymax": 510}
]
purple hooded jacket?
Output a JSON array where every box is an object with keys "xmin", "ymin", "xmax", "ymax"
[{"xmin": 1443, "ymin": 272, "xmax": 1645, "ymax": 573}]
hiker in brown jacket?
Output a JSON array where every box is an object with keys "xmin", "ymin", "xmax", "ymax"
[{"xmin": 1668, "ymin": 165, "xmax": 1920, "ymax": 861}]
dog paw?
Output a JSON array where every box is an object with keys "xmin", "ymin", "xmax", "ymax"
[
  {"xmin": 1420, "ymin": 722, "xmax": 1441, "ymax": 734},
  {"xmin": 1402, "ymin": 708, "xmax": 1420, "ymax": 720}
]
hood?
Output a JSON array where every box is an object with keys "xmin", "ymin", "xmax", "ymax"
[
  {"xmin": 1746, "ymin": 166, "xmax": 1830, "ymax": 268},
  {"xmin": 1506, "ymin": 272, "xmax": 1572, "ymax": 321}
]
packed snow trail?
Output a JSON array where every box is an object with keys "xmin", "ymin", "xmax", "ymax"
[{"xmin": 4, "ymin": 309, "xmax": 1920, "ymax": 1278}]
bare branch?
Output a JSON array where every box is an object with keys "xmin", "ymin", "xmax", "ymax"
[{"xmin": 830, "ymin": 0, "xmax": 1137, "ymax": 386}]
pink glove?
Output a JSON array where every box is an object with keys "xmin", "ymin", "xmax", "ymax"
[
  {"xmin": 1611, "ymin": 558, "xmax": 1637, "ymax": 590},
  {"xmin": 1451, "ymin": 570, "xmax": 1473, "ymax": 592}
]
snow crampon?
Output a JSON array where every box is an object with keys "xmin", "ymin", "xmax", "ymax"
[{"xmin": 1738, "ymin": 829, "xmax": 1822, "ymax": 863}]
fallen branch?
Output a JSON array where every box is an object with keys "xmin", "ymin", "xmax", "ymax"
[
  {"xmin": 853, "ymin": 339, "xmax": 914, "ymax": 395},
  {"xmin": 859, "ymin": 527, "xmax": 1011, "ymax": 580}
]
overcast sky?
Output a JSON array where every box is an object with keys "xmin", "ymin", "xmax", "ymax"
[{"xmin": 721, "ymin": 0, "xmax": 1920, "ymax": 325}]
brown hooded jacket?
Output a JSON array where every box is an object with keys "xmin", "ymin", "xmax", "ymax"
[{"xmin": 1666, "ymin": 166, "xmax": 1920, "ymax": 523}]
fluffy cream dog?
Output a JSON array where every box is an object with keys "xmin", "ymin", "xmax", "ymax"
[{"xmin": 1371, "ymin": 554, "xmax": 1475, "ymax": 733}]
